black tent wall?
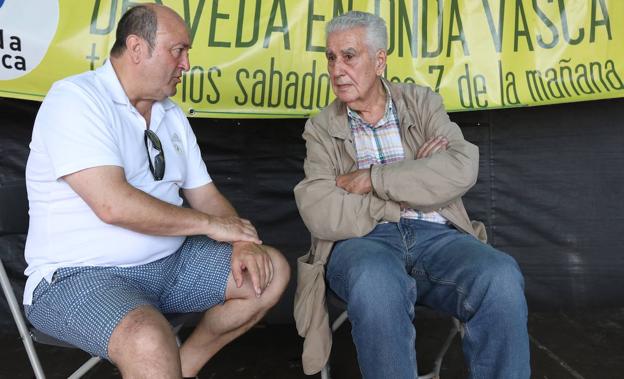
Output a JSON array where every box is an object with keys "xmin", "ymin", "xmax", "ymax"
[{"xmin": 1, "ymin": 96, "xmax": 623, "ymax": 326}]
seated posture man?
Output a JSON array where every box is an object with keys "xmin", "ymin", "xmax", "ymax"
[
  {"xmin": 294, "ymin": 11, "xmax": 529, "ymax": 379},
  {"xmin": 23, "ymin": 4, "xmax": 289, "ymax": 378}
]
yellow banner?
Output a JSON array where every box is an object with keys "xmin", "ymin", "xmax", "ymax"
[{"xmin": 0, "ymin": 0, "xmax": 622, "ymax": 118}]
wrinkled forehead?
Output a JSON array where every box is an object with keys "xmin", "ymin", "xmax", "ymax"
[{"xmin": 326, "ymin": 27, "xmax": 367, "ymax": 53}]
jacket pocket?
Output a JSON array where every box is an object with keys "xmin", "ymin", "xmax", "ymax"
[{"xmin": 294, "ymin": 251, "xmax": 325, "ymax": 336}]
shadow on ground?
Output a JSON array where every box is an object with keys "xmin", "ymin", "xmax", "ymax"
[{"xmin": 2, "ymin": 308, "xmax": 623, "ymax": 378}]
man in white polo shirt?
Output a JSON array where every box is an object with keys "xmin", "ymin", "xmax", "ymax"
[{"xmin": 23, "ymin": 4, "xmax": 290, "ymax": 378}]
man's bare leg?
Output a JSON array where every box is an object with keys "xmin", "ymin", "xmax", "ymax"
[
  {"xmin": 108, "ymin": 305, "xmax": 182, "ymax": 378},
  {"xmin": 179, "ymin": 246, "xmax": 290, "ymax": 377}
]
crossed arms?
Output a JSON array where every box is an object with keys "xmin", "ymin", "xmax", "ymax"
[
  {"xmin": 335, "ymin": 136, "xmax": 450, "ymax": 195},
  {"xmin": 294, "ymin": 89, "xmax": 479, "ymax": 242}
]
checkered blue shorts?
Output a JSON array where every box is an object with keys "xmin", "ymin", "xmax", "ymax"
[{"xmin": 24, "ymin": 236, "xmax": 232, "ymax": 360}]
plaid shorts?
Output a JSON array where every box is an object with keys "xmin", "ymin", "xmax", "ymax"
[{"xmin": 24, "ymin": 236, "xmax": 232, "ymax": 360}]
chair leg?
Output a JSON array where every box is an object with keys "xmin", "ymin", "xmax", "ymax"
[
  {"xmin": 67, "ymin": 356, "xmax": 102, "ymax": 379},
  {"xmin": 172, "ymin": 323, "xmax": 184, "ymax": 347},
  {"xmin": 321, "ymin": 364, "xmax": 331, "ymax": 379},
  {"xmin": 0, "ymin": 260, "xmax": 46, "ymax": 379},
  {"xmin": 321, "ymin": 310, "xmax": 348, "ymax": 379},
  {"xmin": 418, "ymin": 317, "xmax": 461, "ymax": 379},
  {"xmin": 332, "ymin": 311, "xmax": 349, "ymax": 333}
]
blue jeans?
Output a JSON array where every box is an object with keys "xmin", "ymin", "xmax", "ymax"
[{"xmin": 326, "ymin": 219, "xmax": 530, "ymax": 379}]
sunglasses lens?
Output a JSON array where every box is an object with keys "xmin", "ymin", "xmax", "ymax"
[
  {"xmin": 153, "ymin": 154, "xmax": 165, "ymax": 179},
  {"xmin": 148, "ymin": 132, "xmax": 161, "ymax": 149},
  {"xmin": 144, "ymin": 130, "xmax": 165, "ymax": 180}
]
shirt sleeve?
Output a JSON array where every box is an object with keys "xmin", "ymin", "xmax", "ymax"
[
  {"xmin": 293, "ymin": 118, "xmax": 401, "ymax": 241},
  {"xmin": 34, "ymin": 80, "xmax": 122, "ymax": 179}
]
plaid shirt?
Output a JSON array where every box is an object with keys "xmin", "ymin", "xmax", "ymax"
[{"xmin": 347, "ymin": 83, "xmax": 446, "ymax": 224}]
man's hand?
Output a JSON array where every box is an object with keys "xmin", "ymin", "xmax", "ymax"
[
  {"xmin": 206, "ymin": 216, "xmax": 262, "ymax": 245},
  {"xmin": 416, "ymin": 136, "xmax": 448, "ymax": 159},
  {"xmin": 336, "ymin": 168, "xmax": 372, "ymax": 194},
  {"xmin": 231, "ymin": 241, "xmax": 274, "ymax": 297},
  {"xmin": 335, "ymin": 137, "xmax": 447, "ymax": 195}
]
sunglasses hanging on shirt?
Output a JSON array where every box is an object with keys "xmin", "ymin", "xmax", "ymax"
[{"xmin": 144, "ymin": 129, "xmax": 165, "ymax": 181}]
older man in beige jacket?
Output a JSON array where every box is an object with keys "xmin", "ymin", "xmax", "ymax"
[{"xmin": 293, "ymin": 11, "xmax": 529, "ymax": 379}]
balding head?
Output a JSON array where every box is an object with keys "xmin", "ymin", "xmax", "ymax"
[
  {"xmin": 110, "ymin": 4, "xmax": 186, "ymax": 58},
  {"xmin": 108, "ymin": 4, "xmax": 190, "ymax": 107}
]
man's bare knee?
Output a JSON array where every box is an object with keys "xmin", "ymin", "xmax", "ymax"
[
  {"xmin": 225, "ymin": 246, "xmax": 290, "ymax": 303},
  {"xmin": 241, "ymin": 246, "xmax": 290, "ymax": 308},
  {"xmin": 108, "ymin": 305, "xmax": 180, "ymax": 376},
  {"xmin": 262, "ymin": 246, "xmax": 290, "ymax": 307}
]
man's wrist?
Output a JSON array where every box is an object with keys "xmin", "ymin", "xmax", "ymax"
[{"xmin": 200, "ymin": 213, "xmax": 212, "ymax": 236}]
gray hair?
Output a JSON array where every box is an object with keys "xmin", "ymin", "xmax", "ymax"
[{"xmin": 326, "ymin": 11, "xmax": 388, "ymax": 53}]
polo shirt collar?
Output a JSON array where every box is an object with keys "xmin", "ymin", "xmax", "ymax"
[{"xmin": 96, "ymin": 59, "xmax": 177, "ymax": 112}]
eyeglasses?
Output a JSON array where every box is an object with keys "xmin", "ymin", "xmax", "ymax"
[{"xmin": 144, "ymin": 129, "xmax": 165, "ymax": 181}]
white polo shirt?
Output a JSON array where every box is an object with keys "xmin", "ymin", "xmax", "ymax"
[{"xmin": 23, "ymin": 60, "xmax": 211, "ymax": 304}]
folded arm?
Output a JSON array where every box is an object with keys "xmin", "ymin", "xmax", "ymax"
[
  {"xmin": 294, "ymin": 120, "xmax": 401, "ymax": 242},
  {"xmin": 336, "ymin": 136, "xmax": 450, "ymax": 196},
  {"xmin": 369, "ymin": 91, "xmax": 479, "ymax": 212}
]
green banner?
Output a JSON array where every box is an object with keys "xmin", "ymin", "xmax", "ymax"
[{"xmin": 0, "ymin": 0, "xmax": 622, "ymax": 118}]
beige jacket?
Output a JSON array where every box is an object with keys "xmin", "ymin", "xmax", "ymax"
[{"xmin": 293, "ymin": 80, "xmax": 487, "ymax": 374}]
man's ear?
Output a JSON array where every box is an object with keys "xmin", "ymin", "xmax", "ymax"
[
  {"xmin": 125, "ymin": 34, "xmax": 144, "ymax": 64},
  {"xmin": 375, "ymin": 49, "xmax": 387, "ymax": 76}
]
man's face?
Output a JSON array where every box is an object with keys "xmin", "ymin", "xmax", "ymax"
[
  {"xmin": 141, "ymin": 11, "xmax": 190, "ymax": 100},
  {"xmin": 325, "ymin": 27, "xmax": 385, "ymax": 108}
]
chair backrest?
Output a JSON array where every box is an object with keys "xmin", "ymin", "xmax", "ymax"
[
  {"xmin": 0, "ymin": 180, "xmax": 49, "ymax": 378},
  {"xmin": 0, "ymin": 179, "xmax": 29, "ymax": 313},
  {"xmin": 0, "ymin": 180, "xmax": 29, "ymax": 236}
]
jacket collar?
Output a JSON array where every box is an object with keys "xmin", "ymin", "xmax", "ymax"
[
  {"xmin": 327, "ymin": 107, "xmax": 349, "ymax": 140},
  {"xmin": 386, "ymin": 78, "xmax": 417, "ymax": 129},
  {"xmin": 326, "ymin": 77, "xmax": 416, "ymax": 140}
]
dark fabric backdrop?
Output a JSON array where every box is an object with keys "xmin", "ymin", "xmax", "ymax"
[{"xmin": 1, "ymin": 96, "xmax": 623, "ymax": 326}]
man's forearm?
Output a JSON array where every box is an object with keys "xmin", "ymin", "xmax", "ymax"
[
  {"xmin": 63, "ymin": 166, "xmax": 259, "ymax": 243},
  {"xmin": 295, "ymin": 178, "xmax": 400, "ymax": 241},
  {"xmin": 102, "ymin": 183, "xmax": 213, "ymax": 236},
  {"xmin": 184, "ymin": 184, "xmax": 238, "ymax": 218}
]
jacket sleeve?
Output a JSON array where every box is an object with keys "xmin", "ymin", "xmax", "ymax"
[
  {"xmin": 370, "ymin": 88, "xmax": 479, "ymax": 212},
  {"xmin": 294, "ymin": 119, "xmax": 401, "ymax": 242}
]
